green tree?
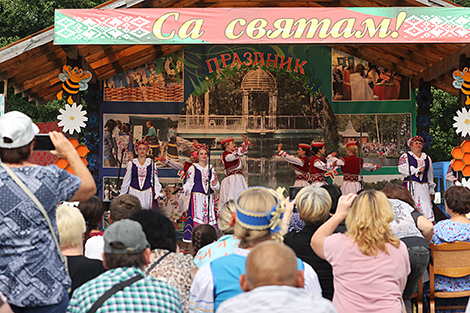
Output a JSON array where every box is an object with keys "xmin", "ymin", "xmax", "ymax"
[
  {"xmin": 0, "ymin": 0, "xmax": 107, "ymax": 48},
  {"xmin": 428, "ymin": 87, "xmax": 460, "ymax": 162},
  {"xmin": 0, "ymin": 0, "xmax": 108, "ymax": 121}
]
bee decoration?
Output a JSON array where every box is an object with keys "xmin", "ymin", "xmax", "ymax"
[
  {"xmin": 453, "ymin": 67, "xmax": 470, "ymax": 105},
  {"xmin": 57, "ymin": 65, "xmax": 92, "ymax": 105}
]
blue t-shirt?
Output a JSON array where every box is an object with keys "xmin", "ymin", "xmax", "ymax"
[
  {"xmin": 431, "ymin": 220, "xmax": 470, "ymax": 292},
  {"xmin": 0, "ymin": 165, "xmax": 80, "ymax": 307}
]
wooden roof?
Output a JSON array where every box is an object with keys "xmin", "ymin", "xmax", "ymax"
[{"xmin": 0, "ymin": 0, "xmax": 463, "ymax": 106}]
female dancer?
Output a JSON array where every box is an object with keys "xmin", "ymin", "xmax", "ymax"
[
  {"xmin": 182, "ymin": 144, "xmax": 220, "ymax": 243},
  {"xmin": 120, "ymin": 140, "xmax": 163, "ymax": 210},
  {"xmin": 335, "ymin": 142, "xmax": 380, "ymax": 195},
  {"xmin": 277, "ymin": 142, "xmax": 311, "ymax": 187},
  {"xmin": 398, "ymin": 136, "xmax": 435, "ymax": 221}
]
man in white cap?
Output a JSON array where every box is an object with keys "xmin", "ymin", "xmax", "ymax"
[
  {"xmin": 219, "ymin": 136, "xmax": 251, "ymax": 208},
  {"xmin": 68, "ymin": 219, "xmax": 183, "ymax": 312}
]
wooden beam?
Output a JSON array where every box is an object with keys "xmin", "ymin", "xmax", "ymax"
[
  {"xmin": 430, "ymin": 73, "xmax": 458, "ymax": 96},
  {"xmin": 61, "ymin": 45, "xmax": 101, "ymax": 83},
  {"xmin": 412, "ymin": 44, "xmax": 470, "ymax": 88},
  {"xmin": 211, "ymin": 1, "xmax": 323, "ymax": 6},
  {"xmin": 347, "ymin": 44, "xmax": 425, "ymax": 73},
  {"xmin": 80, "ymin": 45, "xmax": 132, "ymax": 64},
  {"xmin": 92, "ymin": 46, "xmax": 160, "ymax": 77},
  {"xmin": 89, "ymin": 45, "xmax": 155, "ymax": 69},
  {"xmin": 13, "ymin": 67, "xmax": 63, "ymax": 95},
  {"xmin": 31, "ymin": 85, "xmax": 62, "ymax": 104},
  {"xmin": 0, "ymin": 29, "xmax": 54, "ymax": 64},
  {"xmin": 8, "ymin": 56, "xmax": 67, "ymax": 90},
  {"xmin": 98, "ymin": 45, "xmax": 186, "ymax": 80},
  {"xmin": 0, "ymin": 44, "xmax": 65, "ymax": 81},
  {"xmin": 376, "ymin": 44, "xmax": 434, "ymax": 68}
]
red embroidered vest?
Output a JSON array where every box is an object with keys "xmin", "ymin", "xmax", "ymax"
[
  {"xmin": 291, "ymin": 156, "xmax": 310, "ymax": 175},
  {"xmin": 222, "ymin": 151, "xmax": 241, "ymax": 175},
  {"xmin": 341, "ymin": 155, "xmax": 364, "ymax": 175}
]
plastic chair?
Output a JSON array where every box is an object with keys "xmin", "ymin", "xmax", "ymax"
[{"xmin": 429, "ymin": 242, "xmax": 470, "ymax": 313}]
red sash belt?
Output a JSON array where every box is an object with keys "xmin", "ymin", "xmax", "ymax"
[
  {"xmin": 295, "ymin": 174, "xmax": 309, "ymax": 181},
  {"xmin": 343, "ymin": 174, "xmax": 359, "ymax": 182},
  {"xmin": 226, "ymin": 169, "xmax": 243, "ymax": 177},
  {"xmin": 310, "ymin": 174, "xmax": 326, "ymax": 183}
]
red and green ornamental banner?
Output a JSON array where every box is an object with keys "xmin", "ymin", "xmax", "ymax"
[{"xmin": 54, "ymin": 7, "xmax": 470, "ymax": 45}]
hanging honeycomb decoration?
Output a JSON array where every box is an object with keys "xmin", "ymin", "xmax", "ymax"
[
  {"xmin": 55, "ymin": 138, "xmax": 89, "ymax": 174},
  {"xmin": 451, "ymin": 140, "xmax": 470, "ymax": 177}
]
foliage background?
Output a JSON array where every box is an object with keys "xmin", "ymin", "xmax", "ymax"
[{"xmin": 0, "ymin": 0, "xmax": 108, "ymax": 122}]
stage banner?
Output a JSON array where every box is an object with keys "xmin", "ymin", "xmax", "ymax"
[{"xmin": 55, "ymin": 7, "xmax": 470, "ymax": 45}]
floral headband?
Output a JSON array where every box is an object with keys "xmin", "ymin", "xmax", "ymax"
[
  {"xmin": 235, "ymin": 186, "xmax": 284, "ymax": 234},
  {"xmin": 408, "ymin": 136, "xmax": 424, "ymax": 147},
  {"xmin": 134, "ymin": 140, "xmax": 150, "ymax": 152},
  {"xmin": 195, "ymin": 143, "xmax": 210, "ymax": 156}
]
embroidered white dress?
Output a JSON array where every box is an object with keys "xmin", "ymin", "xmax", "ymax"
[
  {"xmin": 182, "ymin": 163, "xmax": 220, "ymax": 242},
  {"xmin": 398, "ymin": 151, "xmax": 435, "ymax": 221},
  {"xmin": 120, "ymin": 158, "xmax": 163, "ymax": 210}
]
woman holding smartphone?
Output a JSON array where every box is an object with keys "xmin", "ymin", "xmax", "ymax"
[{"xmin": 0, "ymin": 111, "xmax": 96, "ymax": 312}]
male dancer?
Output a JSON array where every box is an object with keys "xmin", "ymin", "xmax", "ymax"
[
  {"xmin": 219, "ymin": 135, "xmax": 252, "ymax": 207},
  {"xmin": 310, "ymin": 141, "xmax": 336, "ymax": 187},
  {"xmin": 278, "ymin": 143, "xmax": 311, "ymax": 187}
]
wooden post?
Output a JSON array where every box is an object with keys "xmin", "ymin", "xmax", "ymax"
[
  {"xmin": 459, "ymin": 54, "xmax": 470, "ymax": 142},
  {"xmin": 457, "ymin": 54, "xmax": 470, "ymax": 180},
  {"xmin": 417, "ymin": 78, "xmax": 431, "ymax": 154},
  {"xmin": 3, "ymin": 79, "xmax": 7, "ymax": 114}
]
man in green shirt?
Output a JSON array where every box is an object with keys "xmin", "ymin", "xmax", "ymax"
[{"xmin": 144, "ymin": 121, "xmax": 157, "ymax": 140}]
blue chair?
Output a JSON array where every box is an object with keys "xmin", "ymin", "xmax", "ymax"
[{"xmin": 433, "ymin": 161, "xmax": 452, "ymax": 217}]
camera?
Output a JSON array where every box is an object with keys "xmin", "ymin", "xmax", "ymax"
[
  {"xmin": 289, "ymin": 186, "xmax": 304, "ymax": 213},
  {"xmin": 33, "ymin": 134, "xmax": 55, "ymax": 151}
]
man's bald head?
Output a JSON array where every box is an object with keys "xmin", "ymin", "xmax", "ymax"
[{"xmin": 241, "ymin": 241, "xmax": 304, "ymax": 291}]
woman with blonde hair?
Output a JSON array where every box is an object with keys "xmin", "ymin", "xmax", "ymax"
[
  {"xmin": 56, "ymin": 205, "xmax": 105, "ymax": 297},
  {"xmin": 311, "ymin": 190, "xmax": 410, "ymax": 313},
  {"xmin": 284, "ymin": 186, "xmax": 335, "ymax": 300},
  {"xmin": 190, "ymin": 187, "xmax": 322, "ymax": 313},
  {"xmin": 193, "ymin": 199, "xmax": 240, "ymax": 268}
]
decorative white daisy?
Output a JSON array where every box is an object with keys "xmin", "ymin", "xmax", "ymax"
[
  {"xmin": 453, "ymin": 108, "xmax": 470, "ymax": 137},
  {"xmin": 58, "ymin": 103, "xmax": 88, "ymax": 135}
]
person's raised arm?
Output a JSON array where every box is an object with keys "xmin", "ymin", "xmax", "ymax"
[
  {"xmin": 311, "ymin": 193, "xmax": 356, "ymax": 259},
  {"xmin": 280, "ymin": 198, "xmax": 294, "ymax": 235},
  {"xmin": 49, "ymin": 131, "xmax": 96, "ymax": 201}
]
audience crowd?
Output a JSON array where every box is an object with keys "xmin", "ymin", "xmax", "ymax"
[{"xmin": 2, "ymin": 111, "xmax": 470, "ymax": 313}]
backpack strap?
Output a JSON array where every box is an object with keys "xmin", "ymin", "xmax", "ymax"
[
  {"xmin": 145, "ymin": 251, "xmax": 171, "ymax": 275},
  {"xmin": 87, "ymin": 274, "xmax": 144, "ymax": 313}
]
